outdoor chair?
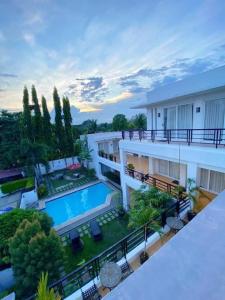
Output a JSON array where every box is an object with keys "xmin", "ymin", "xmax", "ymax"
[
  {"xmin": 69, "ymin": 229, "xmax": 83, "ymax": 252},
  {"xmin": 90, "ymin": 220, "xmax": 102, "ymax": 241},
  {"xmin": 81, "ymin": 283, "xmax": 102, "ymax": 300},
  {"xmin": 120, "ymin": 261, "xmax": 133, "ymax": 281}
]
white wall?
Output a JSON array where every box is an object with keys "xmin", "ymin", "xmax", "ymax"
[
  {"xmin": 38, "ymin": 157, "xmax": 79, "ymax": 175},
  {"xmin": 145, "ymin": 89, "xmax": 225, "ymax": 131}
]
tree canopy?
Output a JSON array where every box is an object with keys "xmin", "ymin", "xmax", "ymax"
[
  {"xmin": 112, "ymin": 114, "xmax": 128, "ymax": 131},
  {"xmin": 9, "ymin": 218, "xmax": 63, "ymax": 298}
]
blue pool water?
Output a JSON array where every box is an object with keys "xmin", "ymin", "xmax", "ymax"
[{"xmin": 44, "ymin": 183, "xmax": 113, "ymax": 226}]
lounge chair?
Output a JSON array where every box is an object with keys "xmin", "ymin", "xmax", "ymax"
[
  {"xmin": 81, "ymin": 284, "xmax": 102, "ymax": 300},
  {"xmin": 90, "ymin": 220, "xmax": 102, "ymax": 241},
  {"xmin": 120, "ymin": 261, "xmax": 133, "ymax": 281},
  {"xmin": 69, "ymin": 229, "xmax": 83, "ymax": 252}
]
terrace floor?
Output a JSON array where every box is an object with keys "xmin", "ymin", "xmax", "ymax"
[{"xmin": 98, "ymin": 230, "xmax": 175, "ymax": 298}]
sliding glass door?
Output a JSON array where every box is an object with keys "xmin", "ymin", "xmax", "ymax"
[{"xmin": 204, "ymin": 99, "xmax": 225, "ymax": 139}]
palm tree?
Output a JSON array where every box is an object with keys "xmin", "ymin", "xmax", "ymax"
[{"xmin": 36, "ymin": 273, "xmax": 61, "ymax": 300}]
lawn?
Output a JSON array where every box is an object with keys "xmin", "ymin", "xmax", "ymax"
[{"xmin": 64, "ymin": 216, "xmax": 132, "ymax": 273}]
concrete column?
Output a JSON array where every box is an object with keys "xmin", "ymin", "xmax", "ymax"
[
  {"xmin": 147, "ymin": 107, "xmax": 153, "ymax": 130},
  {"xmin": 119, "ymin": 146, "xmax": 129, "ymax": 210},
  {"xmin": 193, "ymin": 99, "xmax": 205, "ymax": 129},
  {"xmin": 149, "ymin": 157, "xmax": 154, "ymax": 175},
  {"xmin": 108, "ymin": 140, "xmax": 114, "ymax": 154},
  {"xmin": 187, "ymin": 162, "xmax": 198, "ymax": 189}
]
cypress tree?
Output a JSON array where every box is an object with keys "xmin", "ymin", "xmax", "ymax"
[
  {"xmin": 62, "ymin": 97, "xmax": 74, "ymax": 156},
  {"xmin": 53, "ymin": 87, "xmax": 64, "ymax": 154},
  {"xmin": 41, "ymin": 96, "xmax": 52, "ymax": 145},
  {"xmin": 22, "ymin": 86, "xmax": 33, "ymax": 141},
  {"xmin": 31, "ymin": 85, "xmax": 42, "ymax": 142}
]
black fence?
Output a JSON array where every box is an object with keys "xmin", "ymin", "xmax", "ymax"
[
  {"xmin": 122, "ymin": 128, "xmax": 225, "ymax": 148},
  {"xmin": 26, "ymin": 198, "xmax": 190, "ymax": 300},
  {"xmin": 124, "ymin": 167, "xmax": 185, "ymax": 198},
  {"xmin": 98, "ymin": 151, "xmax": 118, "ymax": 162}
]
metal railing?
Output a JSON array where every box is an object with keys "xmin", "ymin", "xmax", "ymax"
[
  {"xmin": 122, "ymin": 128, "xmax": 225, "ymax": 148},
  {"xmin": 26, "ymin": 198, "xmax": 190, "ymax": 300},
  {"xmin": 98, "ymin": 151, "xmax": 118, "ymax": 162},
  {"xmin": 125, "ymin": 167, "xmax": 184, "ymax": 198}
]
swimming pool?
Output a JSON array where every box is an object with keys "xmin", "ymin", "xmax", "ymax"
[{"xmin": 44, "ymin": 182, "xmax": 113, "ymax": 226}]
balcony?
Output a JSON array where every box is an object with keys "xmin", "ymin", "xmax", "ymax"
[
  {"xmin": 125, "ymin": 166, "xmax": 184, "ymax": 198},
  {"xmin": 122, "ymin": 128, "xmax": 225, "ymax": 148},
  {"xmin": 98, "ymin": 150, "xmax": 120, "ymax": 163}
]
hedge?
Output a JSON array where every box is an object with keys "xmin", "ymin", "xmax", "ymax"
[{"xmin": 1, "ymin": 177, "xmax": 34, "ymax": 194}]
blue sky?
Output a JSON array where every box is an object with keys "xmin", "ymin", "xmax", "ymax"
[{"xmin": 1, "ymin": 0, "xmax": 225, "ymax": 123}]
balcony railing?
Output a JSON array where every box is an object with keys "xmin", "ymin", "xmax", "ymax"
[
  {"xmin": 125, "ymin": 167, "xmax": 185, "ymax": 198},
  {"xmin": 98, "ymin": 151, "xmax": 118, "ymax": 162},
  {"xmin": 122, "ymin": 128, "xmax": 225, "ymax": 148},
  {"xmin": 26, "ymin": 199, "xmax": 190, "ymax": 300}
]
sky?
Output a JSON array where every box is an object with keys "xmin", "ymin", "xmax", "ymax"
[{"xmin": 1, "ymin": 0, "xmax": 225, "ymax": 124}]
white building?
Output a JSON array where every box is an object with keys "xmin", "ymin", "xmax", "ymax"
[{"xmin": 86, "ymin": 66, "xmax": 225, "ymax": 210}]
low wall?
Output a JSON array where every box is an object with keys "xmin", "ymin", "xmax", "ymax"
[{"xmin": 38, "ymin": 157, "xmax": 79, "ymax": 175}]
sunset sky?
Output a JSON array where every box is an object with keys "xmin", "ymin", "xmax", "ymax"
[{"xmin": 1, "ymin": 0, "xmax": 225, "ymax": 123}]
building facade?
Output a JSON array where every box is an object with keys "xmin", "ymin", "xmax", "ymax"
[{"xmin": 86, "ymin": 66, "xmax": 225, "ymax": 210}]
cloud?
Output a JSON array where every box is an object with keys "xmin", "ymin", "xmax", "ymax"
[
  {"xmin": 25, "ymin": 12, "xmax": 43, "ymax": 25},
  {"xmin": 23, "ymin": 33, "xmax": 36, "ymax": 46},
  {"xmin": 0, "ymin": 73, "xmax": 18, "ymax": 78}
]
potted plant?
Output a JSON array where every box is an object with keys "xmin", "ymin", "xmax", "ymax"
[
  {"xmin": 109, "ymin": 154, "xmax": 113, "ymax": 161},
  {"xmin": 117, "ymin": 204, "xmax": 125, "ymax": 218},
  {"xmin": 127, "ymin": 163, "xmax": 135, "ymax": 177},
  {"xmin": 98, "ymin": 150, "xmax": 104, "ymax": 157},
  {"xmin": 128, "ymin": 187, "xmax": 162, "ymax": 265},
  {"xmin": 186, "ymin": 178, "xmax": 198, "ymax": 221}
]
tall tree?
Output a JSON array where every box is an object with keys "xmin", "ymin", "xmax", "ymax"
[
  {"xmin": 22, "ymin": 86, "xmax": 33, "ymax": 141},
  {"xmin": 62, "ymin": 97, "xmax": 74, "ymax": 156},
  {"xmin": 130, "ymin": 113, "xmax": 147, "ymax": 129},
  {"xmin": 112, "ymin": 114, "xmax": 128, "ymax": 131},
  {"xmin": 0, "ymin": 110, "xmax": 22, "ymax": 169},
  {"xmin": 53, "ymin": 87, "xmax": 64, "ymax": 155},
  {"xmin": 41, "ymin": 96, "xmax": 52, "ymax": 145},
  {"xmin": 32, "ymin": 85, "xmax": 42, "ymax": 141}
]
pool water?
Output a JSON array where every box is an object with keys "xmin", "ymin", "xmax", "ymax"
[{"xmin": 44, "ymin": 182, "xmax": 113, "ymax": 226}]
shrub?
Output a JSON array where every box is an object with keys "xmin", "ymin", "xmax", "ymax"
[
  {"xmin": 10, "ymin": 220, "xmax": 63, "ymax": 299},
  {"xmin": 0, "ymin": 209, "xmax": 52, "ymax": 267},
  {"xmin": 38, "ymin": 184, "xmax": 48, "ymax": 198},
  {"xmin": 1, "ymin": 177, "xmax": 34, "ymax": 194},
  {"xmin": 86, "ymin": 168, "xmax": 96, "ymax": 178},
  {"xmin": 36, "ymin": 273, "xmax": 61, "ymax": 300},
  {"xmin": 127, "ymin": 163, "xmax": 135, "ymax": 170}
]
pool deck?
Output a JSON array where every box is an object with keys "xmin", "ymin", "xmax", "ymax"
[{"xmin": 40, "ymin": 180, "xmax": 121, "ymax": 236}]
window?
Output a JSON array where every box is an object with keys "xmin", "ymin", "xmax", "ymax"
[
  {"xmin": 199, "ymin": 168, "xmax": 225, "ymax": 193},
  {"xmin": 157, "ymin": 159, "xmax": 180, "ymax": 180}
]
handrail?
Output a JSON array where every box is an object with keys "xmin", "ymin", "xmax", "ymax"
[
  {"xmin": 98, "ymin": 151, "xmax": 118, "ymax": 162},
  {"xmin": 124, "ymin": 167, "xmax": 185, "ymax": 198},
  {"xmin": 121, "ymin": 128, "xmax": 225, "ymax": 148}
]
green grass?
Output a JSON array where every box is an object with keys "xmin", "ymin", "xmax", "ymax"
[{"xmin": 64, "ymin": 216, "xmax": 132, "ymax": 273}]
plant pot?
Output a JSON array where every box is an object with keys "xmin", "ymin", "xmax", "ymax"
[
  {"xmin": 128, "ymin": 170, "xmax": 134, "ymax": 177},
  {"xmin": 140, "ymin": 251, "xmax": 149, "ymax": 264},
  {"xmin": 187, "ymin": 210, "xmax": 197, "ymax": 221},
  {"xmin": 118, "ymin": 209, "xmax": 125, "ymax": 218}
]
